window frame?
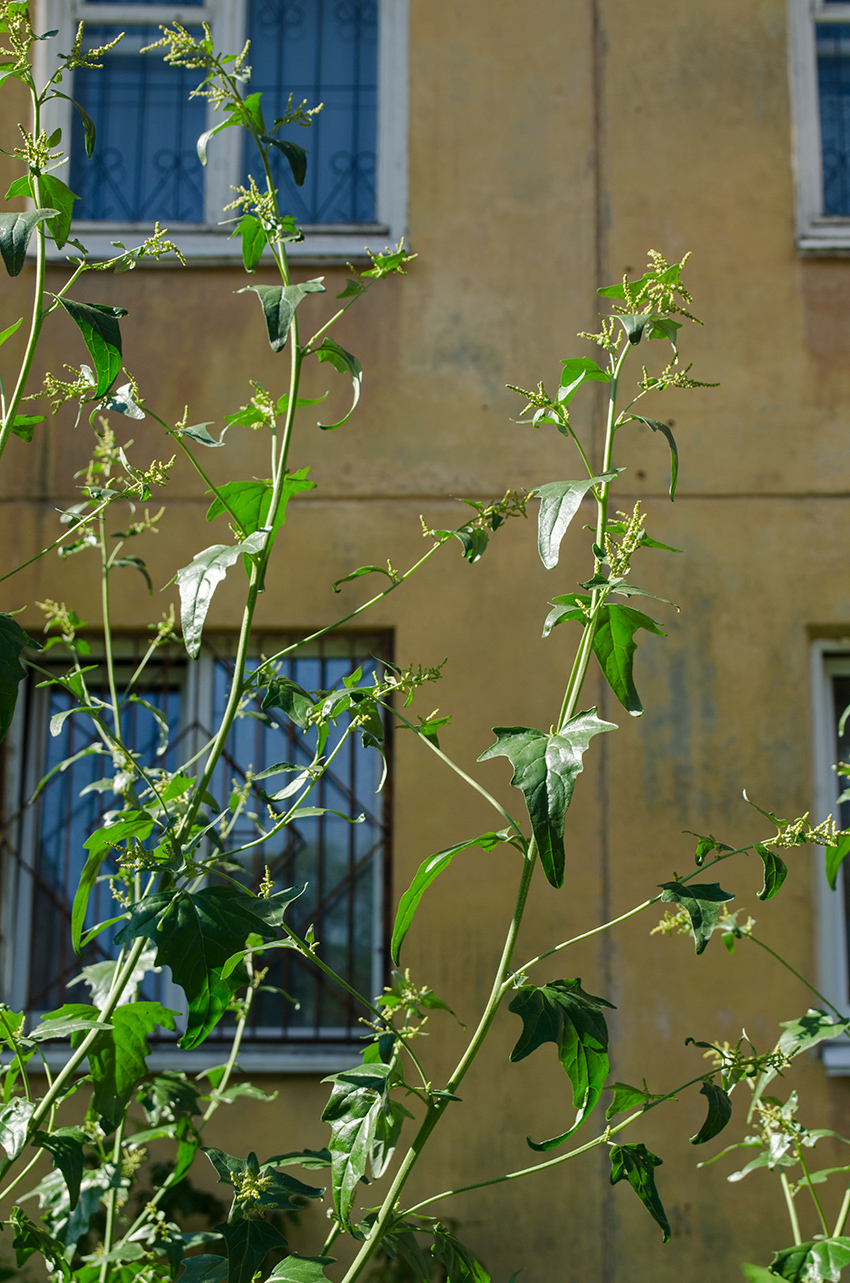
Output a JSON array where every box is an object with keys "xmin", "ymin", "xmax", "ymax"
[
  {"xmin": 788, "ymin": 0, "xmax": 850, "ymax": 253},
  {"xmin": 811, "ymin": 639, "xmax": 850, "ymax": 1071},
  {"xmin": 0, "ymin": 633, "xmax": 392, "ymax": 1073},
  {"xmin": 33, "ymin": 0, "xmax": 408, "ymax": 265}
]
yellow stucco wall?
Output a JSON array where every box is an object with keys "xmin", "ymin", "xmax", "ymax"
[{"xmin": 5, "ymin": 0, "xmax": 850, "ymax": 1278}]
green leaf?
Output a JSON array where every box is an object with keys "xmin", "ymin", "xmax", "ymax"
[
  {"xmin": 690, "ymin": 1081, "xmax": 732, "ymax": 1145},
  {"xmin": 628, "ymin": 416, "xmax": 679, "ymax": 500},
  {"xmin": 754, "ymin": 1010, "xmax": 846, "ymax": 1103},
  {"xmin": 239, "ymin": 280, "xmax": 325, "ymax": 352},
  {"xmin": 39, "ymin": 173, "xmax": 79, "ymax": 249},
  {"xmin": 645, "ymin": 315, "xmax": 682, "ymax": 353},
  {"xmin": 755, "ymin": 843, "xmax": 788, "ymax": 900},
  {"xmin": 57, "ymin": 298, "xmax": 127, "ymax": 398},
  {"xmin": 263, "ymin": 1149, "xmax": 332, "ymax": 1170},
  {"xmin": 658, "ymin": 881, "xmax": 735, "ymax": 954},
  {"xmin": 0, "ymin": 208, "xmax": 58, "ymax": 276},
  {"xmin": 29, "ymin": 1005, "xmax": 111, "ymax": 1041},
  {"xmin": 315, "ymin": 338, "xmax": 362, "ymax": 429},
  {"xmin": 235, "ymin": 214, "xmax": 266, "ymax": 272},
  {"xmin": 202, "ymin": 1148, "xmax": 323, "ymax": 1214},
  {"xmin": 332, "ymin": 564, "xmax": 396, "ymax": 593},
  {"xmin": 591, "ymin": 602, "xmax": 666, "ymax": 717},
  {"xmin": 479, "ymin": 711, "xmax": 616, "ymax": 888},
  {"xmin": 10, "ymin": 1208, "xmax": 70, "ymax": 1278},
  {"xmin": 741, "ymin": 1267, "xmax": 779, "ymax": 1283},
  {"xmin": 617, "ymin": 313, "xmax": 648, "ymax": 345},
  {"xmin": 206, "ymin": 470, "xmax": 314, "ymax": 535},
  {"xmin": 178, "ymin": 422, "xmax": 228, "ymax": 448},
  {"xmin": 558, "ymin": 357, "xmax": 611, "ymax": 401},
  {"xmin": 0, "ymin": 1097, "xmax": 35, "ymax": 1160},
  {"xmin": 53, "ymin": 92, "xmax": 96, "ymax": 157},
  {"xmin": 605, "ymin": 1081, "xmax": 653, "ymax": 1120},
  {"xmin": 32, "ymin": 1127, "xmax": 85, "ymax": 1208},
  {"xmin": 609, "ymin": 1143, "xmax": 670, "ymax": 1241},
  {"xmin": 598, "ymin": 262, "xmax": 681, "ymax": 299},
  {"xmin": 216, "ymin": 1219, "xmax": 290, "ymax": 1283},
  {"xmin": 826, "ymin": 830, "xmax": 850, "ymax": 890},
  {"xmin": 431, "ymin": 1229, "xmax": 491, "ymax": 1282},
  {"xmin": 9, "ymin": 413, "xmax": 43, "ymax": 442},
  {"xmin": 509, "ymin": 978, "xmax": 614, "ymax": 1143},
  {"xmin": 0, "ymin": 612, "xmax": 39, "ymax": 743},
  {"xmin": 769, "ymin": 1239, "xmax": 850, "ymax": 1282},
  {"xmin": 139, "ymin": 1071, "xmax": 201, "ymax": 1124},
  {"xmin": 113, "ymin": 888, "xmax": 297, "ymax": 1049},
  {"xmin": 84, "ymin": 1002, "xmax": 178, "ymax": 1133},
  {"xmin": 261, "ymin": 675, "xmax": 315, "ymax": 728},
  {"xmin": 531, "ymin": 471, "xmax": 617, "ymax": 570},
  {"xmin": 72, "ymin": 810, "xmax": 154, "ymax": 954},
  {"xmin": 176, "ymin": 532, "xmax": 267, "ymax": 660},
  {"xmin": 321, "ymin": 1062, "xmax": 394, "ymax": 1224},
  {"xmin": 261, "ymin": 135, "xmax": 308, "ymax": 186},
  {"xmin": 178, "ymin": 1256, "xmax": 229, "ymax": 1283},
  {"xmin": 392, "ymin": 832, "xmax": 513, "ymax": 964},
  {"xmin": 197, "ymin": 115, "xmax": 237, "ymax": 166},
  {"xmin": 266, "ymin": 1257, "xmax": 335, "ymax": 1283},
  {"xmin": 0, "ymin": 316, "xmax": 22, "ymax": 349}
]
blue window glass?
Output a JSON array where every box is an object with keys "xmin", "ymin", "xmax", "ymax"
[
  {"xmin": 817, "ymin": 24, "xmax": 850, "ymax": 215},
  {"xmin": 69, "ymin": 26, "xmax": 206, "ymax": 222},
  {"xmin": 244, "ymin": 0, "xmax": 378, "ymax": 224},
  {"xmin": 12, "ymin": 636, "xmax": 390, "ymax": 1044}
]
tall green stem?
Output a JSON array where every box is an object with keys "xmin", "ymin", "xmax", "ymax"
[{"xmin": 781, "ymin": 1171, "xmax": 802, "ymax": 1246}]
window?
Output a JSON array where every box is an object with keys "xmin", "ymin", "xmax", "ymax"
[
  {"xmin": 811, "ymin": 640, "xmax": 850, "ymax": 1071},
  {"xmin": 0, "ymin": 633, "xmax": 392, "ymax": 1072},
  {"xmin": 787, "ymin": 0, "xmax": 850, "ymax": 251},
  {"xmin": 34, "ymin": 0, "xmax": 408, "ymax": 263}
]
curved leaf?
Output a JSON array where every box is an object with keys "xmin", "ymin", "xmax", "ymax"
[
  {"xmin": 261, "ymin": 135, "xmax": 308, "ymax": 186},
  {"xmin": 509, "ymin": 978, "xmax": 614, "ymax": 1144},
  {"xmin": 609, "ymin": 1143, "xmax": 670, "ymax": 1242},
  {"xmin": 0, "ymin": 612, "xmax": 39, "ymax": 743},
  {"xmin": 315, "ymin": 338, "xmax": 362, "ymax": 429},
  {"xmin": 628, "ymin": 415, "xmax": 679, "ymax": 500},
  {"xmin": 769, "ymin": 1238, "xmax": 850, "ymax": 1282},
  {"xmin": 531, "ymin": 471, "xmax": 617, "ymax": 570},
  {"xmin": 479, "ymin": 710, "xmax": 616, "ymax": 888},
  {"xmin": 392, "ymin": 832, "xmax": 512, "ymax": 964},
  {"xmin": 176, "ymin": 532, "xmax": 267, "ymax": 660},
  {"xmin": 32, "ymin": 1127, "xmax": 85, "ymax": 1208},
  {"xmin": 321, "ymin": 1062, "xmax": 394, "ymax": 1224},
  {"xmin": 0, "ymin": 208, "xmax": 58, "ymax": 275},
  {"xmin": 83, "ymin": 1002, "xmax": 178, "ymax": 1133},
  {"xmin": 333, "ymin": 564, "xmax": 396, "ymax": 593},
  {"xmin": 826, "ymin": 830, "xmax": 850, "ymax": 890},
  {"xmin": 755, "ymin": 843, "xmax": 788, "ymax": 900},
  {"xmin": 690, "ymin": 1081, "xmax": 732, "ymax": 1145},
  {"xmin": 39, "ymin": 173, "xmax": 79, "ymax": 249},
  {"xmin": 0, "ymin": 1097, "xmax": 35, "ymax": 1160}
]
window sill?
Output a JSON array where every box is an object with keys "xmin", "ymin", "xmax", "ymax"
[
  {"xmin": 821, "ymin": 1039, "xmax": 850, "ymax": 1074},
  {"xmin": 797, "ymin": 220, "xmax": 850, "ymax": 255},
  {"xmin": 16, "ymin": 1043, "xmax": 363, "ymax": 1075},
  {"xmin": 44, "ymin": 223, "xmax": 395, "ymax": 268}
]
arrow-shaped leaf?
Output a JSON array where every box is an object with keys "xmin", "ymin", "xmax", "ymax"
[
  {"xmin": 509, "ymin": 978, "xmax": 614, "ymax": 1145},
  {"xmin": 32, "ymin": 1127, "xmax": 86, "ymax": 1208},
  {"xmin": 755, "ymin": 843, "xmax": 788, "ymax": 900},
  {"xmin": 531, "ymin": 471, "xmax": 617, "ymax": 570},
  {"xmin": 261, "ymin": 135, "xmax": 308, "ymax": 186},
  {"xmin": 72, "ymin": 809, "xmax": 154, "ymax": 953},
  {"xmin": 690, "ymin": 1081, "xmax": 732, "ymax": 1145},
  {"xmin": 216, "ymin": 1219, "xmax": 290, "ymax": 1283},
  {"xmin": 0, "ymin": 209, "xmax": 58, "ymax": 275},
  {"xmin": 176, "ymin": 532, "xmax": 267, "ymax": 659},
  {"xmin": 205, "ymin": 470, "xmax": 314, "ymax": 535},
  {"xmin": 321, "ymin": 1063, "xmax": 394, "ymax": 1224},
  {"xmin": 114, "ymin": 887, "xmax": 298, "ymax": 1049},
  {"xmin": 628, "ymin": 416, "xmax": 679, "ymax": 500},
  {"xmin": 240, "ymin": 280, "xmax": 325, "ymax": 352},
  {"xmin": 392, "ymin": 832, "xmax": 515, "ymax": 964},
  {"xmin": 591, "ymin": 602, "xmax": 666, "ymax": 717},
  {"xmin": 658, "ymin": 881, "xmax": 734, "ymax": 954},
  {"xmin": 479, "ymin": 710, "xmax": 616, "ymax": 888},
  {"xmin": 84, "ymin": 1002, "xmax": 178, "ymax": 1133},
  {"xmin": 609, "ymin": 1143, "xmax": 670, "ymax": 1242},
  {"xmin": 57, "ymin": 298, "xmax": 128, "ymax": 397},
  {"xmin": 315, "ymin": 338, "xmax": 362, "ymax": 429}
]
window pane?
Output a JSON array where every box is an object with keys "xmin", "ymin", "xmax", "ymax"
[
  {"xmin": 818, "ymin": 23, "xmax": 850, "ymax": 215},
  {"xmin": 69, "ymin": 27, "xmax": 206, "ymax": 222},
  {"xmin": 7, "ymin": 636, "xmax": 390, "ymax": 1047},
  {"xmin": 244, "ymin": 0, "xmax": 378, "ymax": 223},
  {"xmin": 833, "ymin": 673, "xmax": 850, "ymax": 995}
]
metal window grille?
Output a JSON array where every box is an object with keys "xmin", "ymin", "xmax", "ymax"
[
  {"xmin": 67, "ymin": 1, "xmax": 378, "ymax": 226},
  {"xmin": 829, "ymin": 668, "xmax": 850, "ymax": 998},
  {"xmin": 817, "ymin": 22, "xmax": 850, "ymax": 215},
  {"xmin": 245, "ymin": 0, "xmax": 378, "ymax": 224},
  {"xmin": 0, "ymin": 633, "xmax": 392, "ymax": 1047}
]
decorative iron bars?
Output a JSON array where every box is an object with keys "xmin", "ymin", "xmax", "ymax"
[{"xmin": 1, "ymin": 633, "xmax": 392, "ymax": 1048}]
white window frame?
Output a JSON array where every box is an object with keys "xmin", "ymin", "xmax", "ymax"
[
  {"xmin": 34, "ymin": 0, "xmax": 408, "ymax": 265},
  {"xmin": 0, "ymin": 639, "xmax": 388, "ymax": 1073},
  {"xmin": 788, "ymin": 0, "xmax": 850, "ymax": 253},
  {"xmin": 811, "ymin": 639, "xmax": 850, "ymax": 1071}
]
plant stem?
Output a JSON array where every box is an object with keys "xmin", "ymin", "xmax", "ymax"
[
  {"xmin": 99, "ymin": 1119, "xmax": 125, "ymax": 1283},
  {"xmin": 795, "ymin": 1139, "xmax": 830, "ymax": 1237},
  {"xmin": 834, "ymin": 1182, "xmax": 850, "ymax": 1237},
  {"xmin": 99, "ymin": 511, "xmax": 122, "ymax": 740},
  {"xmin": 0, "ymin": 497, "xmax": 112, "ymax": 586},
  {"xmin": 747, "ymin": 934, "xmax": 845, "ymax": 1021},
  {"xmin": 781, "ymin": 1171, "xmax": 802, "ymax": 1245},
  {"xmin": 340, "ymin": 844, "xmax": 538, "ymax": 1283}
]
